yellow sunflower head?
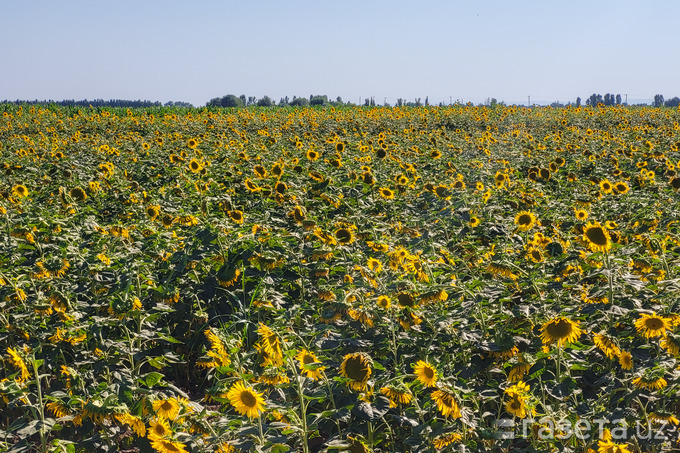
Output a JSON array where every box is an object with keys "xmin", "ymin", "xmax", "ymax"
[
  {"xmin": 413, "ymin": 360, "xmax": 438, "ymax": 387},
  {"xmin": 634, "ymin": 313, "xmax": 671, "ymax": 339},
  {"xmin": 539, "ymin": 317, "xmax": 582, "ymax": 346},
  {"xmin": 340, "ymin": 352, "xmax": 372, "ymax": 391},
  {"xmin": 583, "ymin": 221, "xmax": 611, "ymax": 253},
  {"xmin": 226, "ymin": 381, "xmax": 266, "ymax": 418},
  {"xmin": 514, "ymin": 211, "xmax": 537, "ymax": 232}
]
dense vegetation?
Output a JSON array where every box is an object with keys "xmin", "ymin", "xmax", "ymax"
[{"xmin": 2, "ymin": 104, "xmax": 680, "ymax": 452}]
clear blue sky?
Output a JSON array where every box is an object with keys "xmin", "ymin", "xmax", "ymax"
[{"xmin": 2, "ymin": 0, "xmax": 678, "ymax": 106}]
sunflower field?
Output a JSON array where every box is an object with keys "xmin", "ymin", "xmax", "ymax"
[{"xmin": 2, "ymin": 103, "xmax": 680, "ymax": 453}]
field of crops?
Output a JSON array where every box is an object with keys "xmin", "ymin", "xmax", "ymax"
[{"xmin": 2, "ymin": 104, "xmax": 680, "ymax": 453}]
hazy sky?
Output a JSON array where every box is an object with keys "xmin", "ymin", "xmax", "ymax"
[{"xmin": 2, "ymin": 0, "xmax": 678, "ymax": 106}]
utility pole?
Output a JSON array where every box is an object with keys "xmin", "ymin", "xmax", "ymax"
[
  {"xmin": 625, "ymin": 94, "xmax": 628, "ymax": 104},
  {"xmin": 449, "ymin": 96, "xmax": 452, "ymax": 106},
  {"xmin": 384, "ymin": 97, "xmax": 386, "ymax": 106},
  {"xmin": 528, "ymin": 95, "xmax": 531, "ymax": 107}
]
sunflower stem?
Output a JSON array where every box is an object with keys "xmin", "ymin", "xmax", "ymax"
[{"xmin": 258, "ymin": 413, "xmax": 265, "ymax": 445}]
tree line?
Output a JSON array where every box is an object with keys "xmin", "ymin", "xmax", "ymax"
[{"xmin": 0, "ymin": 99, "xmax": 194, "ymax": 108}]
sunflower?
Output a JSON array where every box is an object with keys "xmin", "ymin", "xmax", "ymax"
[
  {"xmin": 334, "ymin": 227, "xmax": 354, "ymax": 245},
  {"xmin": 340, "ymin": 352, "xmax": 372, "ymax": 391},
  {"xmin": 376, "ymin": 295, "xmax": 391, "ymax": 309},
  {"xmin": 148, "ymin": 417, "xmax": 171, "ymax": 440},
  {"xmin": 635, "ymin": 313, "xmax": 671, "ymax": 338},
  {"xmin": 146, "ymin": 205, "xmax": 160, "ymax": 220},
  {"xmin": 335, "ymin": 142, "xmax": 345, "ymax": 153},
  {"xmin": 593, "ymin": 333, "xmax": 620, "ymax": 359},
  {"xmin": 275, "ymin": 181, "xmax": 287, "ymax": 194},
  {"xmin": 527, "ymin": 247, "xmax": 543, "ymax": 263},
  {"xmin": 306, "ymin": 149, "xmax": 319, "ymax": 161},
  {"xmin": 152, "ymin": 398, "xmax": 181, "ymax": 420},
  {"xmin": 648, "ymin": 411, "xmax": 680, "ymax": 426},
  {"xmin": 150, "ymin": 438, "xmax": 190, "ymax": 453},
  {"xmin": 186, "ymin": 138, "xmax": 198, "ymax": 149},
  {"xmin": 514, "ymin": 211, "xmax": 537, "ymax": 232},
  {"xmin": 296, "ymin": 349, "xmax": 324, "ymax": 380},
  {"xmin": 583, "ymin": 221, "xmax": 611, "ymax": 253},
  {"xmin": 539, "ymin": 317, "xmax": 582, "ymax": 346},
  {"xmin": 632, "ymin": 375, "xmax": 667, "ymax": 391},
  {"xmin": 614, "ymin": 181, "xmax": 630, "ymax": 194},
  {"xmin": 431, "ymin": 387, "xmax": 461, "ymax": 418},
  {"xmin": 378, "ymin": 187, "xmax": 394, "ymax": 199},
  {"xmin": 597, "ymin": 440, "xmax": 633, "ymax": 453},
  {"xmin": 379, "ymin": 385, "xmax": 413, "ymax": 406},
  {"xmin": 6, "ymin": 347, "xmax": 30, "ymax": 382},
  {"xmin": 574, "ymin": 209, "xmax": 588, "ymax": 221},
  {"xmin": 618, "ymin": 350, "xmax": 633, "ymax": 370},
  {"xmin": 11, "ymin": 184, "xmax": 29, "ymax": 198},
  {"xmin": 413, "ymin": 360, "xmax": 438, "ymax": 387},
  {"xmin": 69, "ymin": 187, "xmax": 87, "ymax": 202},
  {"xmin": 253, "ymin": 165, "xmax": 267, "ymax": 178},
  {"xmin": 361, "ymin": 171, "xmax": 375, "ymax": 185},
  {"xmin": 508, "ymin": 362, "xmax": 531, "ymax": 382},
  {"xmin": 505, "ymin": 394, "xmax": 530, "ymax": 418},
  {"xmin": 660, "ymin": 333, "xmax": 680, "ymax": 356},
  {"xmin": 599, "ymin": 179, "xmax": 613, "ymax": 194},
  {"xmin": 188, "ymin": 158, "xmax": 203, "ymax": 173},
  {"xmin": 432, "ymin": 432, "xmax": 462, "ymax": 450},
  {"xmin": 226, "ymin": 381, "xmax": 266, "ymax": 418},
  {"xmin": 244, "ymin": 178, "xmax": 260, "ymax": 193},
  {"xmin": 494, "ymin": 171, "xmax": 508, "ymax": 188},
  {"xmin": 228, "ymin": 210, "xmax": 244, "ymax": 224}
]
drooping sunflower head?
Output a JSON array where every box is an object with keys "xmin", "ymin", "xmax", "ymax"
[
  {"xmin": 229, "ymin": 210, "xmax": 244, "ymax": 224},
  {"xmin": 431, "ymin": 387, "xmax": 462, "ymax": 418},
  {"xmin": 635, "ymin": 313, "xmax": 671, "ymax": 339},
  {"xmin": 539, "ymin": 317, "xmax": 582, "ymax": 346},
  {"xmin": 583, "ymin": 221, "xmax": 611, "ymax": 253},
  {"xmin": 69, "ymin": 187, "xmax": 87, "ymax": 202},
  {"xmin": 226, "ymin": 381, "xmax": 266, "ymax": 418},
  {"xmin": 340, "ymin": 352, "xmax": 372, "ymax": 391},
  {"xmin": 514, "ymin": 211, "xmax": 537, "ymax": 232},
  {"xmin": 296, "ymin": 349, "xmax": 324, "ymax": 380},
  {"xmin": 413, "ymin": 360, "xmax": 438, "ymax": 387},
  {"xmin": 146, "ymin": 205, "xmax": 160, "ymax": 220}
]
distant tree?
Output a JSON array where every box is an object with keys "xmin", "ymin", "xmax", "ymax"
[
  {"xmin": 219, "ymin": 95, "xmax": 244, "ymax": 108},
  {"xmin": 310, "ymin": 95, "xmax": 327, "ymax": 106},
  {"xmin": 289, "ymin": 97, "xmax": 309, "ymax": 107},
  {"xmin": 364, "ymin": 98, "xmax": 370, "ymax": 107},
  {"xmin": 616, "ymin": 94, "xmax": 622, "ymax": 105},
  {"xmin": 256, "ymin": 96, "xmax": 273, "ymax": 107},
  {"xmin": 425, "ymin": 96, "xmax": 429, "ymax": 106},
  {"xmin": 586, "ymin": 93, "xmax": 603, "ymax": 106},
  {"xmin": 665, "ymin": 97, "xmax": 680, "ymax": 107},
  {"xmin": 414, "ymin": 98, "xmax": 422, "ymax": 107},
  {"xmin": 396, "ymin": 98, "xmax": 403, "ymax": 107},
  {"xmin": 576, "ymin": 97, "xmax": 581, "ymax": 107},
  {"xmin": 654, "ymin": 94, "xmax": 665, "ymax": 107},
  {"xmin": 336, "ymin": 96, "xmax": 343, "ymax": 104},
  {"xmin": 239, "ymin": 95, "xmax": 246, "ymax": 105}
]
